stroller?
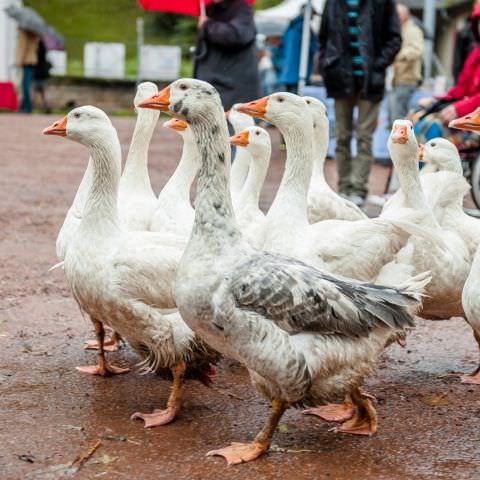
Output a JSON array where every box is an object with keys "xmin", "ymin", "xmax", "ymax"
[{"xmin": 412, "ymin": 98, "xmax": 480, "ymax": 209}]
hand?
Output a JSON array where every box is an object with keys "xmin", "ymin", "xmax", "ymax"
[
  {"xmin": 198, "ymin": 15, "xmax": 208, "ymax": 29},
  {"xmin": 439, "ymin": 104, "xmax": 458, "ymax": 125},
  {"xmin": 417, "ymin": 96, "xmax": 434, "ymax": 108}
]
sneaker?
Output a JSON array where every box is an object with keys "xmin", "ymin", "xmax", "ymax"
[{"xmin": 348, "ymin": 194, "xmax": 365, "ymax": 207}]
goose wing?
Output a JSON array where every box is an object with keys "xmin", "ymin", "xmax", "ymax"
[{"xmin": 229, "ymin": 252, "xmax": 417, "ymax": 338}]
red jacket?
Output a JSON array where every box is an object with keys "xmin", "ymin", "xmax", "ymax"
[{"xmin": 443, "ymin": 46, "xmax": 480, "ymax": 117}]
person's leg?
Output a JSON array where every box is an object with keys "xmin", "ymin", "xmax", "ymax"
[
  {"xmin": 351, "ymin": 99, "xmax": 381, "ymax": 199},
  {"xmin": 334, "ymin": 98, "xmax": 355, "ymax": 195},
  {"xmin": 19, "ymin": 66, "xmax": 34, "ymax": 113},
  {"xmin": 391, "ymin": 85, "xmax": 415, "ymax": 122}
]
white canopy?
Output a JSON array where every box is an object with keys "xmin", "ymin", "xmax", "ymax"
[
  {"xmin": 255, "ymin": 0, "xmax": 325, "ymax": 36},
  {"xmin": 0, "ymin": 0, "xmax": 22, "ymax": 81}
]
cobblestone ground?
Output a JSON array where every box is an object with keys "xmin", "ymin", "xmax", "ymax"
[{"xmin": 0, "ymin": 113, "xmax": 479, "ymax": 480}]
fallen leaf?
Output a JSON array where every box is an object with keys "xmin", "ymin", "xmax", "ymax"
[
  {"xmin": 422, "ymin": 393, "xmax": 449, "ymax": 407},
  {"xmin": 17, "ymin": 454, "xmax": 35, "ymax": 463},
  {"xmin": 91, "ymin": 454, "xmax": 118, "ymax": 466},
  {"xmin": 278, "ymin": 423, "xmax": 290, "ymax": 433}
]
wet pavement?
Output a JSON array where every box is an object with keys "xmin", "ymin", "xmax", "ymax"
[{"xmin": 0, "ymin": 113, "xmax": 479, "ymax": 480}]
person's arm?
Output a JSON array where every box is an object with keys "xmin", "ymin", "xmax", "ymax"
[
  {"xmin": 396, "ymin": 24, "xmax": 424, "ymax": 62},
  {"xmin": 374, "ymin": 0, "xmax": 401, "ymax": 70},
  {"xmin": 316, "ymin": 1, "xmax": 329, "ymax": 72},
  {"xmin": 453, "ymin": 93, "xmax": 480, "ymax": 117},
  {"xmin": 442, "ymin": 49, "xmax": 476, "ymax": 100},
  {"xmin": 203, "ymin": 4, "xmax": 256, "ymax": 49}
]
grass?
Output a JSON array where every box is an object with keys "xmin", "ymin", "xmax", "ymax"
[{"xmin": 25, "ymin": 0, "xmax": 281, "ymax": 79}]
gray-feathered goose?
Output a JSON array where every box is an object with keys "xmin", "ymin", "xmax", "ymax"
[{"xmin": 138, "ymin": 79, "xmax": 427, "ymax": 465}]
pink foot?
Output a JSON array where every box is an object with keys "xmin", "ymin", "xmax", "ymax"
[
  {"xmin": 460, "ymin": 370, "xmax": 480, "ymax": 385},
  {"xmin": 130, "ymin": 406, "xmax": 179, "ymax": 428},
  {"xmin": 206, "ymin": 442, "xmax": 267, "ymax": 465},
  {"xmin": 76, "ymin": 363, "xmax": 129, "ymax": 376},
  {"xmin": 303, "ymin": 402, "xmax": 355, "ymax": 423},
  {"xmin": 84, "ymin": 337, "xmax": 121, "ymax": 352}
]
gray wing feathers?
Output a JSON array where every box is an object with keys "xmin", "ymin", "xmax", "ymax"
[{"xmin": 230, "ymin": 253, "xmax": 418, "ymax": 338}]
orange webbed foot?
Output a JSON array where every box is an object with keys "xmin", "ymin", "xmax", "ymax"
[
  {"xmin": 84, "ymin": 336, "xmax": 121, "ymax": 352},
  {"xmin": 130, "ymin": 406, "xmax": 179, "ymax": 428},
  {"xmin": 303, "ymin": 402, "xmax": 355, "ymax": 423},
  {"xmin": 76, "ymin": 363, "xmax": 129, "ymax": 376},
  {"xmin": 460, "ymin": 369, "xmax": 480, "ymax": 385},
  {"xmin": 206, "ymin": 442, "xmax": 268, "ymax": 465}
]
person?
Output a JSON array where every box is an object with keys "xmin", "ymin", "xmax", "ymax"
[
  {"xmin": 318, "ymin": 0, "xmax": 401, "ymax": 207},
  {"xmin": 194, "ymin": 0, "xmax": 260, "ymax": 110},
  {"xmin": 277, "ymin": 11, "xmax": 317, "ymax": 94},
  {"xmin": 16, "ymin": 28, "xmax": 40, "ymax": 113},
  {"xmin": 33, "ymin": 40, "xmax": 52, "ymax": 113},
  {"xmin": 413, "ymin": 4, "xmax": 480, "ymax": 145},
  {"xmin": 389, "ymin": 3, "xmax": 424, "ymax": 124}
]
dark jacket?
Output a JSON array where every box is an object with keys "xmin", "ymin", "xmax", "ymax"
[
  {"xmin": 318, "ymin": 0, "xmax": 401, "ymax": 102},
  {"xmin": 194, "ymin": 0, "xmax": 260, "ymax": 110}
]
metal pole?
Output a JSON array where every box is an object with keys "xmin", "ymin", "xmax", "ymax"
[
  {"xmin": 136, "ymin": 17, "xmax": 144, "ymax": 84},
  {"xmin": 298, "ymin": 0, "xmax": 312, "ymax": 95},
  {"xmin": 423, "ymin": 0, "xmax": 436, "ymax": 82}
]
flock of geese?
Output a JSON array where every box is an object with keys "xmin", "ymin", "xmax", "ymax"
[{"xmin": 42, "ymin": 78, "xmax": 480, "ymax": 466}]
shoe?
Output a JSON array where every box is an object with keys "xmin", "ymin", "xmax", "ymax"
[{"xmin": 348, "ymin": 194, "xmax": 365, "ymax": 207}]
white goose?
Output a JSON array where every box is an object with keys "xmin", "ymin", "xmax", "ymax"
[
  {"xmin": 304, "ymin": 96, "xmax": 367, "ymax": 223},
  {"xmin": 143, "ymin": 78, "xmax": 426, "ymax": 465},
  {"xmin": 448, "ymin": 110, "xmax": 480, "ymax": 384},
  {"xmin": 229, "ymin": 126, "xmax": 270, "ymax": 248},
  {"xmin": 227, "ymin": 104, "xmax": 255, "ymax": 209},
  {"xmin": 43, "ymin": 106, "xmax": 216, "ymax": 427},
  {"xmin": 377, "ymin": 120, "xmax": 470, "ymax": 319},
  {"xmin": 118, "ymin": 81, "xmax": 159, "ymax": 231},
  {"xmin": 150, "ymin": 118, "xmax": 199, "ymax": 237},
  {"xmin": 238, "ymin": 93, "xmax": 430, "ymax": 282}
]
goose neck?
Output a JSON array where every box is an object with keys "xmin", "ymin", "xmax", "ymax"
[
  {"xmin": 392, "ymin": 153, "xmax": 426, "ymax": 209},
  {"xmin": 189, "ymin": 107, "xmax": 242, "ymax": 248},
  {"xmin": 70, "ymin": 157, "xmax": 94, "ymax": 216},
  {"xmin": 121, "ymin": 109, "xmax": 158, "ymax": 190},
  {"xmin": 81, "ymin": 129, "xmax": 122, "ymax": 235},
  {"xmin": 238, "ymin": 147, "xmax": 270, "ymax": 210},
  {"xmin": 230, "ymin": 147, "xmax": 251, "ymax": 200},
  {"xmin": 268, "ymin": 122, "xmax": 313, "ymax": 222},
  {"xmin": 160, "ymin": 134, "xmax": 199, "ymax": 200}
]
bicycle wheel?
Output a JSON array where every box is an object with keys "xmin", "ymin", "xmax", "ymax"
[{"xmin": 470, "ymin": 154, "xmax": 480, "ymax": 209}]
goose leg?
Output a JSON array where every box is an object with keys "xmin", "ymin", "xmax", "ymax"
[
  {"xmin": 84, "ymin": 329, "xmax": 123, "ymax": 352},
  {"xmin": 207, "ymin": 399, "xmax": 288, "ymax": 465},
  {"xmin": 131, "ymin": 361, "xmax": 186, "ymax": 428},
  {"xmin": 76, "ymin": 319, "xmax": 129, "ymax": 376},
  {"xmin": 461, "ymin": 330, "xmax": 480, "ymax": 385},
  {"xmin": 335, "ymin": 388, "xmax": 377, "ymax": 436}
]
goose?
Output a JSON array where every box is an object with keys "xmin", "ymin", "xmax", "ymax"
[
  {"xmin": 227, "ymin": 104, "xmax": 255, "ymax": 209},
  {"xmin": 377, "ymin": 120, "xmax": 470, "ymax": 319},
  {"xmin": 43, "ymin": 106, "xmax": 217, "ymax": 427},
  {"xmin": 447, "ymin": 110, "xmax": 480, "ymax": 384},
  {"xmin": 420, "ymin": 138, "xmax": 463, "ymax": 175},
  {"xmin": 117, "ymin": 81, "xmax": 159, "ymax": 231},
  {"xmin": 149, "ymin": 118, "xmax": 199, "ymax": 237},
  {"xmin": 140, "ymin": 78, "xmax": 427, "ymax": 465},
  {"xmin": 304, "ymin": 96, "xmax": 367, "ymax": 223},
  {"xmin": 238, "ymin": 93, "xmax": 433, "ymax": 282},
  {"xmin": 229, "ymin": 126, "xmax": 270, "ymax": 248}
]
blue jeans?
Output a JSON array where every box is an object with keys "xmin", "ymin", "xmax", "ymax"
[{"xmin": 19, "ymin": 65, "xmax": 34, "ymax": 113}]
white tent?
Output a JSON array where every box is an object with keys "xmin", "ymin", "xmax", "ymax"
[
  {"xmin": 0, "ymin": 0, "xmax": 21, "ymax": 81},
  {"xmin": 255, "ymin": 0, "xmax": 325, "ymax": 37}
]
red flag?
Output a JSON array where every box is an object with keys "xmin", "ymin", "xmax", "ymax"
[{"xmin": 138, "ymin": 0, "xmax": 255, "ymax": 17}]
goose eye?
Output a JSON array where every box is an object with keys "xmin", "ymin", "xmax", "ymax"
[
  {"xmin": 306, "ymin": 100, "xmax": 310, "ymax": 104},
  {"xmin": 73, "ymin": 112, "xmax": 81, "ymax": 119},
  {"xmin": 431, "ymin": 142, "xmax": 436, "ymax": 147},
  {"xmin": 255, "ymin": 131, "xmax": 260, "ymax": 136},
  {"xmin": 179, "ymin": 84, "xmax": 188, "ymax": 91},
  {"xmin": 278, "ymin": 97, "xmax": 284, "ymax": 103}
]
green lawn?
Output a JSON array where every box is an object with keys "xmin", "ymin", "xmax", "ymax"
[{"xmin": 25, "ymin": 0, "xmax": 282, "ymax": 79}]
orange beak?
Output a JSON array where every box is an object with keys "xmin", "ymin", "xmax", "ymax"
[
  {"xmin": 449, "ymin": 108, "xmax": 480, "ymax": 132},
  {"xmin": 237, "ymin": 96, "xmax": 269, "ymax": 119},
  {"xmin": 43, "ymin": 116, "xmax": 68, "ymax": 136},
  {"xmin": 418, "ymin": 143, "xmax": 425, "ymax": 161},
  {"xmin": 391, "ymin": 124, "xmax": 408, "ymax": 144},
  {"xmin": 164, "ymin": 118, "xmax": 188, "ymax": 132},
  {"xmin": 137, "ymin": 86, "xmax": 171, "ymax": 111},
  {"xmin": 230, "ymin": 130, "xmax": 249, "ymax": 147}
]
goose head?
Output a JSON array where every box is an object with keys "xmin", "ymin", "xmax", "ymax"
[
  {"xmin": 230, "ymin": 126, "xmax": 271, "ymax": 159},
  {"xmin": 304, "ymin": 96, "xmax": 328, "ymax": 131},
  {"xmin": 226, "ymin": 104, "xmax": 254, "ymax": 133},
  {"xmin": 134, "ymin": 81, "xmax": 158, "ymax": 111},
  {"xmin": 43, "ymin": 105, "xmax": 114, "ymax": 146},
  {"xmin": 163, "ymin": 117, "xmax": 189, "ymax": 135},
  {"xmin": 388, "ymin": 119, "xmax": 419, "ymax": 164},
  {"xmin": 137, "ymin": 78, "xmax": 223, "ymax": 123},
  {"xmin": 421, "ymin": 138, "xmax": 462, "ymax": 174},
  {"xmin": 237, "ymin": 92, "xmax": 312, "ymax": 132},
  {"xmin": 449, "ymin": 108, "xmax": 480, "ymax": 132}
]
